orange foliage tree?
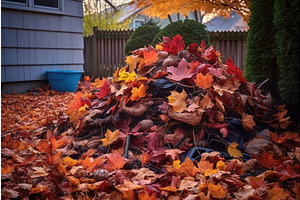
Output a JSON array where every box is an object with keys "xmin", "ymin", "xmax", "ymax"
[{"xmin": 134, "ymin": 0, "xmax": 251, "ymax": 22}]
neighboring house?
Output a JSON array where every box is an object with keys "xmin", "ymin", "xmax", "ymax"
[
  {"xmin": 1, "ymin": 0, "xmax": 84, "ymax": 94},
  {"xmin": 204, "ymin": 12, "xmax": 249, "ymax": 32}
]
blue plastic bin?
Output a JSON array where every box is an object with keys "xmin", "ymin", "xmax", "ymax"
[{"xmin": 46, "ymin": 70, "xmax": 84, "ymax": 92}]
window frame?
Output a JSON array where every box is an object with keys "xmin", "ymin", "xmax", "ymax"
[
  {"xmin": 133, "ymin": 18, "xmax": 145, "ymax": 30},
  {"xmin": 2, "ymin": 0, "xmax": 64, "ymax": 15}
]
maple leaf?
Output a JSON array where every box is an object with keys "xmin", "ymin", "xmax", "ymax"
[
  {"xmin": 267, "ymin": 187, "xmax": 290, "ymax": 200},
  {"xmin": 275, "ymin": 163, "xmax": 300, "ymax": 181},
  {"xmin": 253, "ymin": 151, "xmax": 282, "ymax": 169},
  {"xmin": 199, "ymin": 93, "xmax": 214, "ymax": 110},
  {"xmin": 138, "ymin": 190, "xmax": 157, "ymax": 200},
  {"xmin": 95, "ymin": 79, "xmax": 110, "ymax": 99},
  {"xmin": 249, "ymin": 177, "xmax": 267, "ymax": 189},
  {"xmin": 213, "ymin": 84, "xmax": 234, "ymax": 96},
  {"xmin": 228, "ymin": 142, "xmax": 243, "ymax": 158},
  {"xmin": 209, "ymin": 67, "xmax": 226, "ymax": 79},
  {"xmin": 203, "ymin": 46, "xmax": 219, "ymax": 64},
  {"xmin": 162, "ymin": 34, "xmax": 185, "ymax": 55},
  {"xmin": 100, "ymin": 129, "xmax": 120, "ymax": 146},
  {"xmin": 146, "ymin": 132, "xmax": 162, "ymax": 151},
  {"xmin": 269, "ymin": 131, "xmax": 288, "ymax": 144},
  {"xmin": 125, "ymin": 55, "xmax": 138, "ymax": 72},
  {"xmin": 1, "ymin": 164, "xmax": 13, "ymax": 174},
  {"xmin": 167, "ymin": 89, "xmax": 187, "ymax": 112},
  {"xmin": 166, "ymin": 58, "xmax": 194, "ymax": 82},
  {"xmin": 130, "ymin": 84, "xmax": 147, "ymax": 101},
  {"xmin": 179, "ymin": 157, "xmax": 198, "ymax": 177},
  {"xmin": 207, "ymin": 182, "xmax": 227, "ymax": 199},
  {"xmin": 241, "ymin": 112, "xmax": 256, "ymax": 131},
  {"xmin": 143, "ymin": 49, "xmax": 159, "ymax": 66},
  {"xmin": 62, "ymin": 156, "xmax": 78, "ymax": 168},
  {"xmin": 105, "ymin": 151, "xmax": 126, "ymax": 171},
  {"xmin": 118, "ymin": 69, "xmax": 137, "ymax": 83},
  {"xmin": 215, "ymin": 97, "xmax": 225, "ymax": 112},
  {"xmin": 194, "ymin": 72, "xmax": 214, "ymax": 89},
  {"xmin": 81, "ymin": 156, "xmax": 103, "ymax": 170},
  {"xmin": 149, "ymin": 148, "xmax": 166, "ymax": 163},
  {"xmin": 67, "ymin": 92, "xmax": 84, "ymax": 112},
  {"xmin": 93, "ymin": 77, "xmax": 108, "ymax": 88},
  {"xmin": 198, "ymin": 160, "xmax": 214, "ymax": 174},
  {"xmin": 165, "ymin": 149, "xmax": 184, "ymax": 161},
  {"xmin": 226, "ymin": 58, "xmax": 248, "ymax": 83},
  {"xmin": 159, "ymin": 185, "xmax": 178, "ymax": 192}
]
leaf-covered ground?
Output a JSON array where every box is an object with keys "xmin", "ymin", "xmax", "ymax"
[{"xmin": 1, "ymin": 35, "xmax": 299, "ymax": 200}]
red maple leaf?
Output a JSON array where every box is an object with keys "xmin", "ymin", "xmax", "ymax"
[
  {"xmin": 146, "ymin": 132, "xmax": 162, "ymax": 151},
  {"xmin": 162, "ymin": 34, "xmax": 185, "ymax": 55},
  {"xmin": 95, "ymin": 79, "xmax": 110, "ymax": 99},
  {"xmin": 105, "ymin": 151, "xmax": 126, "ymax": 171},
  {"xmin": 167, "ymin": 58, "xmax": 195, "ymax": 82},
  {"xmin": 226, "ymin": 58, "xmax": 248, "ymax": 83},
  {"xmin": 203, "ymin": 46, "xmax": 219, "ymax": 64},
  {"xmin": 252, "ymin": 151, "xmax": 282, "ymax": 169}
]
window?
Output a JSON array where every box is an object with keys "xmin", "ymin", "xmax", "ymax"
[
  {"xmin": 34, "ymin": 0, "xmax": 58, "ymax": 8},
  {"xmin": 4, "ymin": 0, "xmax": 26, "ymax": 3},
  {"xmin": 133, "ymin": 19, "xmax": 145, "ymax": 29},
  {"xmin": 2, "ymin": 0, "xmax": 63, "ymax": 14}
]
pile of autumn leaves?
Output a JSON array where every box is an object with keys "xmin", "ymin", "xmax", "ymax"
[{"xmin": 2, "ymin": 34, "xmax": 299, "ymax": 199}]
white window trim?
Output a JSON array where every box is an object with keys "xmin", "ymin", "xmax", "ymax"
[
  {"xmin": 2, "ymin": 0, "xmax": 64, "ymax": 15},
  {"xmin": 133, "ymin": 18, "xmax": 145, "ymax": 30}
]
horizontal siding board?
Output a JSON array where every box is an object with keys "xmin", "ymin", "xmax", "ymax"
[
  {"xmin": 70, "ymin": 17, "xmax": 83, "ymax": 33},
  {"xmin": 17, "ymin": 49, "xmax": 30, "ymax": 65},
  {"xmin": 24, "ymin": 12, "xmax": 37, "ymax": 29},
  {"xmin": 48, "ymin": 15, "xmax": 60, "ymax": 31},
  {"xmin": 17, "ymin": 29, "xmax": 30, "ymax": 47},
  {"xmin": 36, "ymin": 14, "xmax": 48, "ymax": 30},
  {"xmin": 72, "ymin": 50, "xmax": 84, "ymax": 64},
  {"xmin": 4, "ymin": 49, "xmax": 18, "ymax": 65},
  {"xmin": 29, "ymin": 30, "xmax": 36, "ymax": 47},
  {"xmin": 2, "ymin": 67, "xmax": 6, "ymax": 82},
  {"xmin": 59, "ymin": 16, "xmax": 71, "ymax": 32}
]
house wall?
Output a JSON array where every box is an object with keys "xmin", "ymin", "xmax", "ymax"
[{"xmin": 1, "ymin": 0, "xmax": 84, "ymax": 93}]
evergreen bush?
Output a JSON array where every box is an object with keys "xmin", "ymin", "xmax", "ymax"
[
  {"xmin": 274, "ymin": 0, "xmax": 299, "ymax": 108},
  {"xmin": 244, "ymin": 0, "xmax": 281, "ymax": 102},
  {"xmin": 151, "ymin": 19, "xmax": 210, "ymax": 47},
  {"xmin": 124, "ymin": 23, "xmax": 160, "ymax": 56}
]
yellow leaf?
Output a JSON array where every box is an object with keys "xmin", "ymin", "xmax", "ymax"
[
  {"xmin": 204, "ymin": 169, "xmax": 219, "ymax": 177},
  {"xmin": 62, "ymin": 156, "xmax": 78, "ymax": 168},
  {"xmin": 78, "ymin": 104, "xmax": 89, "ymax": 112},
  {"xmin": 130, "ymin": 84, "xmax": 147, "ymax": 101},
  {"xmin": 100, "ymin": 129, "xmax": 120, "ymax": 146},
  {"xmin": 118, "ymin": 70, "xmax": 137, "ymax": 83},
  {"xmin": 125, "ymin": 55, "xmax": 138, "ymax": 73},
  {"xmin": 167, "ymin": 90, "xmax": 187, "ymax": 112},
  {"xmin": 216, "ymin": 161, "xmax": 226, "ymax": 170},
  {"xmin": 156, "ymin": 44, "xmax": 163, "ymax": 50},
  {"xmin": 242, "ymin": 112, "xmax": 256, "ymax": 131},
  {"xmin": 228, "ymin": 142, "xmax": 243, "ymax": 158},
  {"xmin": 173, "ymin": 160, "xmax": 181, "ymax": 170},
  {"xmin": 194, "ymin": 73, "xmax": 214, "ymax": 89}
]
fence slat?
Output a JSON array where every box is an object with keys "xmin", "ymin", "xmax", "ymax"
[{"xmin": 83, "ymin": 28, "xmax": 247, "ymax": 78}]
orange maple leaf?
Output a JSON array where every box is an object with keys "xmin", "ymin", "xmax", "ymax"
[
  {"xmin": 130, "ymin": 84, "xmax": 147, "ymax": 101},
  {"xmin": 194, "ymin": 73, "xmax": 214, "ymax": 89},
  {"xmin": 179, "ymin": 157, "xmax": 198, "ymax": 177},
  {"xmin": 269, "ymin": 131, "xmax": 288, "ymax": 144},
  {"xmin": 167, "ymin": 90, "xmax": 187, "ymax": 112},
  {"xmin": 138, "ymin": 190, "xmax": 157, "ymax": 200},
  {"xmin": 241, "ymin": 112, "xmax": 256, "ymax": 131},
  {"xmin": 105, "ymin": 151, "xmax": 126, "ymax": 171},
  {"xmin": 143, "ymin": 49, "xmax": 159, "ymax": 66},
  {"xmin": 100, "ymin": 129, "xmax": 120, "ymax": 146},
  {"xmin": 198, "ymin": 159, "xmax": 214, "ymax": 174},
  {"xmin": 81, "ymin": 156, "xmax": 103, "ymax": 171},
  {"xmin": 1, "ymin": 164, "xmax": 13, "ymax": 174},
  {"xmin": 207, "ymin": 182, "xmax": 227, "ymax": 199},
  {"xmin": 67, "ymin": 92, "xmax": 84, "ymax": 112}
]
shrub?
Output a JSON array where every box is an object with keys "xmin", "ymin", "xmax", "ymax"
[
  {"xmin": 124, "ymin": 23, "xmax": 160, "ymax": 56},
  {"xmin": 244, "ymin": 0, "xmax": 281, "ymax": 102},
  {"xmin": 151, "ymin": 19, "xmax": 210, "ymax": 47},
  {"xmin": 274, "ymin": 0, "xmax": 299, "ymax": 107}
]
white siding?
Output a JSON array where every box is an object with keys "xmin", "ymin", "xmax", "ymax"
[{"xmin": 1, "ymin": 0, "xmax": 84, "ymax": 83}]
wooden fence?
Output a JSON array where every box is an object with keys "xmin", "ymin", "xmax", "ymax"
[{"xmin": 84, "ymin": 27, "xmax": 247, "ymax": 78}]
